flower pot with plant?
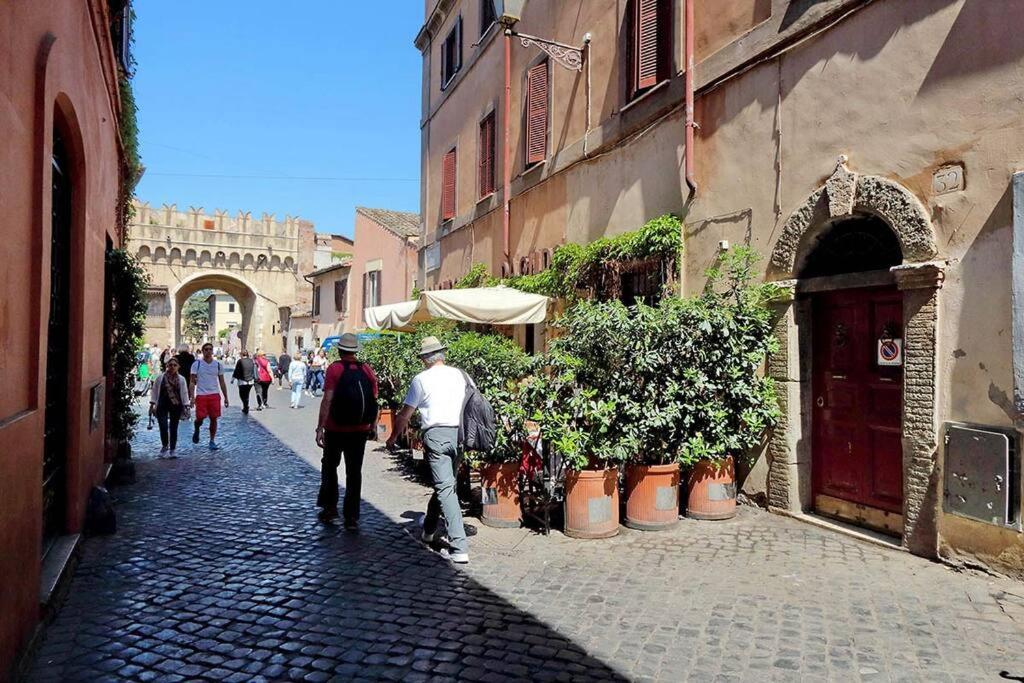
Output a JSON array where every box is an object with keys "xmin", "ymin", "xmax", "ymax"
[
  {"xmin": 447, "ymin": 331, "xmax": 533, "ymax": 529},
  {"xmin": 525, "ymin": 354, "xmax": 624, "ymax": 539},
  {"xmin": 675, "ymin": 248, "xmax": 782, "ymax": 520}
]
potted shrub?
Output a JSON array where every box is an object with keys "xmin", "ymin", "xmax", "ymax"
[
  {"xmin": 447, "ymin": 331, "xmax": 533, "ymax": 528},
  {"xmin": 552, "ymin": 299, "xmax": 684, "ymax": 530},
  {"xmin": 525, "ymin": 353, "xmax": 624, "ymax": 539},
  {"xmin": 677, "ymin": 248, "xmax": 782, "ymax": 519}
]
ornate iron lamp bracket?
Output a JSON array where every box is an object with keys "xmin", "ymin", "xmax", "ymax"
[{"xmin": 511, "ymin": 30, "xmax": 588, "ymax": 72}]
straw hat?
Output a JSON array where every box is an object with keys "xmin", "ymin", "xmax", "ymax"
[
  {"xmin": 338, "ymin": 333, "xmax": 359, "ymax": 353},
  {"xmin": 418, "ymin": 336, "xmax": 447, "ymax": 357}
]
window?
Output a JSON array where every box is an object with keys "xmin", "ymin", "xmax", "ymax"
[
  {"xmin": 441, "ymin": 17, "xmax": 463, "ymax": 88},
  {"xmin": 363, "ymin": 271, "xmax": 382, "ymax": 311},
  {"xmin": 312, "ymin": 285, "xmax": 321, "ymax": 317},
  {"xmin": 525, "ymin": 61, "xmax": 549, "ymax": 166},
  {"xmin": 334, "ymin": 278, "xmax": 348, "ymax": 314},
  {"xmin": 480, "ymin": 0, "xmax": 497, "ymax": 37},
  {"xmin": 628, "ymin": 0, "xmax": 672, "ymax": 100},
  {"xmin": 478, "ymin": 112, "xmax": 496, "ymax": 198},
  {"xmin": 442, "ymin": 147, "xmax": 457, "ymax": 221},
  {"xmin": 228, "ymin": 303, "xmax": 235, "ymax": 313}
]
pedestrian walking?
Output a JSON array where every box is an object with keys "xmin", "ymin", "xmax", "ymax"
[
  {"xmin": 277, "ymin": 351, "xmax": 291, "ymax": 389},
  {"xmin": 150, "ymin": 357, "xmax": 190, "ymax": 458},
  {"xmin": 159, "ymin": 346, "xmax": 172, "ymax": 372},
  {"xmin": 316, "ymin": 333, "xmax": 378, "ymax": 529},
  {"xmin": 288, "ymin": 352, "xmax": 307, "ymax": 408},
  {"xmin": 232, "ymin": 349, "xmax": 257, "ymax": 414},
  {"xmin": 310, "ymin": 349, "xmax": 327, "ymax": 396},
  {"xmin": 189, "ymin": 342, "xmax": 229, "ymax": 450},
  {"xmin": 254, "ymin": 350, "xmax": 273, "ymax": 409},
  {"xmin": 388, "ymin": 336, "xmax": 475, "ymax": 564},
  {"xmin": 304, "ymin": 350, "xmax": 315, "ymax": 395}
]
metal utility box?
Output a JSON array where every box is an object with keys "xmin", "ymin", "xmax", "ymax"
[{"xmin": 944, "ymin": 423, "xmax": 1020, "ymax": 529}]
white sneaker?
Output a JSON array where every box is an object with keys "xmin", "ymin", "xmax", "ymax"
[
  {"xmin": 168, "ymin": 449, "xmax": 178, "ymax": 459},
  {"xmin": 439, "ymin": 549, "xmax": 469, "ymax": 564},
  {"xmin": 158, "ymin": 447, "xmax": 168, "ymax": 459}
]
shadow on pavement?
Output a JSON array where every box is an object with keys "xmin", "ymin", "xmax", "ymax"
[{"xmin": 27, "ymin": 412, "xmax": 627, "ymax": 682}]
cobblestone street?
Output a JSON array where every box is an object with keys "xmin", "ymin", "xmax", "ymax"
[{"xmin": 28, "ymin": 393, "xmax": 1024, "ymax": 682}]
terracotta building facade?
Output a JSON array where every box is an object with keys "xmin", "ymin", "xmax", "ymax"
[
  {"xmin": 0, "ymin": 0, "xmax": 133, "ymax": 674},
  {"xmin": 416, "ymin": 0, "xmax": 1024, "ymax": 576}
]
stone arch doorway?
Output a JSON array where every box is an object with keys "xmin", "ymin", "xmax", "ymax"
[
  {"xmin": 765, "ymin": 158, "xmax": 944, "ymax": 557},
  {"xmin": 171, "ymin": 271, "xmax": 261, "ymax": 352}
]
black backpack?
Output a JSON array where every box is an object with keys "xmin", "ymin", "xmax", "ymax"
[
  {"xmin": 329, "ymin": 361, "xmax": 378, "ymax": 426},
  {"xmin": 458, "ymin": 370, "xmax": 496, "ymax": 452}
]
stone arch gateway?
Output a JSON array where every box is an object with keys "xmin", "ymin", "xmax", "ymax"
[
  {"xmin": 128, "ymin": 200, "xmax": 315, "ymax": 354},
  {"xmin": 764, "ymin": 158, "xmax": 945, "ymax": 558}
]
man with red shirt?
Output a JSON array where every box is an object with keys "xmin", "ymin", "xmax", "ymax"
[{"xmin": 315, "ymin": 333, "xmax": 379, "ymax": 529}]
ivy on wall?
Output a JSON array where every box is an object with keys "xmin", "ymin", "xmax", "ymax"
[
  {"xmin": 452, "ymin": 214, "xmax": 683, "ymax": 301},
  {"xmin": 106, "ymin": 248, "xmax": 149, "ymax": 443}
]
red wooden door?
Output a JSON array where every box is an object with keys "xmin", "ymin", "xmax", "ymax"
[{"xmin": 812, "ymin": 287, "xmax": 903, "ymax": 513}]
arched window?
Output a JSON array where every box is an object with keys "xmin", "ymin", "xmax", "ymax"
[{"xmin": 799, "ymin": 214, "xmax": 902, "ymax": 279}]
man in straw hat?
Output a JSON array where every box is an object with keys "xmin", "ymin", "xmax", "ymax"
[
  {"xmin": 388, "ymin": 336, "xmax": 474, "ymax": 564},
  {"xmin": 316, "ymin": 333, "xmax": 379, "ymax": 530}
]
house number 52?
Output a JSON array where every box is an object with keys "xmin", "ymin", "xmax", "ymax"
[{"xmin": 932, "ymin": 164, "xmax": 965, "ymax": 196}]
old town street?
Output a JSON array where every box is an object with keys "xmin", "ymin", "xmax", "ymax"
[{"xmin": 28, "ymin": 395, "xmax": 1024, "ymax": 682}]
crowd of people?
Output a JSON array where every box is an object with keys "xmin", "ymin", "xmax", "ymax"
[{"xmin": 140, "ymin": 334, "xmax": 476, "ymax": 564}]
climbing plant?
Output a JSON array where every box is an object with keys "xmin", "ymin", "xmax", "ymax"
[
  {"xmin": 107, "ymin": 248, "xmax": 149, "ymax": 443},
  {"xmin": 453, "ymin": 214, "xmax": 683, "ymax": 301}
]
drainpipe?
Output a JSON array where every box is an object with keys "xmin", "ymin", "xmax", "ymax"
[
  {"xmin": 1012, "ymin": 172, "xmax": 1024, "ymax": 421},
  {"xmin": 503, "ymin": 28, "xmax": 513, "ymax": 272},
  {"xmin": 684, "ymin": 0, "xmax": 697, "ymax": 196}
]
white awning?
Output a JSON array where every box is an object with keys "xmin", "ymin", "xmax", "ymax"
[{"xmin": 363, "ymin": 286, "xmax": 550, "ymax": 331}]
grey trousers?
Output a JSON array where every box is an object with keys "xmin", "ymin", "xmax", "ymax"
[{"xmin": 422, "ymin": 426, "xmax": 468, "ymax": 554}]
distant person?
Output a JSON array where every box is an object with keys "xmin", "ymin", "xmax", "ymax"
[
  {"xmin": 232, "ymin": 349, "xmax": 257, "ymax": 414},
  {"xmin": 189, "ymin": 342, "xmax": 229, "ymax": 450},
  {"xmin": 150, "ymin": 357, "xmax": 189, "ymax": 458},
  {"xmin": 288, "ymin": 352, "xmax": 308, "ymax": 409},
  {"xmin": 175, "ymin": 344, "xmax": 195, "ymax": 376},
  {"xmin": 388, "ymin": 336, "xmax": 474, "ymax": 564},
  {"xmin": 316, "ymin": 334, "xmax": 378, "ymax": 529},
  {"xmin": 277, "ymin": 351, "xmax": 291, "ymax": 388},
  {"xmin": 254, "ymin": 351, "xmax": 273, "ymax": 409},
  {"xmin": 310, "ymin": 348, "xmax": 327, "ymax": 396},
  {"xmin": 159, "ymin": 346, "xmax": 172, "ymax": 372}
]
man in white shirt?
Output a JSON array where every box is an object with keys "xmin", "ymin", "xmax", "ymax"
[
  {"xmin": 189, "ymin": 342, "xmax": 229, "ymax": 450},
  {"xmin": 388, "ymin": 336, "xmax": 473, "ymax": 564}
]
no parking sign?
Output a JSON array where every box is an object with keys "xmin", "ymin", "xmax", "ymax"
[{"xmin": 877, "ymin": 338, "xmax": 903, "ymax": 366}]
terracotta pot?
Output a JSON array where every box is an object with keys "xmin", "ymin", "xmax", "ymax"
[
  {"xmin": 375, "ymin": 408, "xmax": 394, "ymax": 442},
  {"xmin": 624, "ymin": 463, "xmax": 680, "ymax": 531},
  {"xmin": 564, "ymin": 467, "xmax": 619, "ymax": 539},
  {"xmin": 685, "ymin": 456, "xmax": 737, "ymax": 520},
  {"xmin": 480, "ymin": 463, "xmax": 522, "ymax": 528}
]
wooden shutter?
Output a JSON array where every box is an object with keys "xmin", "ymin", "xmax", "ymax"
[
  {"xmin": 635, "ymin": 0, "xmax": 660, "ymax": 89},
  {"xmin": 478, "ymin": 113, "xmax": 495, "ymax": 197},
  {"xmin": 442, "ymin": 147, "xmax": 457, "ymax": 220},
  {"xmin": 334, "ymin": 279, "xmax": 347, "ymax": 313},
  {"xmin": 525, "ymin": 62, "xmax": 549, "ymax": 165}
]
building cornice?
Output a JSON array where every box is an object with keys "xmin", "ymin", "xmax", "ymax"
[{"xmin": 415, "ymin": 0, "xmax": 457, "ymax": 52}]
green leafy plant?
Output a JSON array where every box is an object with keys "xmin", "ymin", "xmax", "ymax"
[
  {"xmin": 538, "ymin": 247, "xmax": 781, "ymax": 468},
  {"xmin": 451, "ymin": 214, "xmax": 682, "ymax": 301},
  {"xmin": 107, "ymin": 248, "xmax": 149, "ymax": 443}
]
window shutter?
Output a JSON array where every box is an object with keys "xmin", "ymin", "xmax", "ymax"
[
  {"xmin": 442, "ymin": 148, "xmax": 457, "ymax": 220},
  {"xmin": 636, "ymin": 0, "xmax": 660, "ymax": 89},
  {"xmin": 454, "ymin": 17, "xmax": 463, "ymax": 72},
  {"xmin": 525, "ymin": 62, "xmax": 549, "ymax": 165},
  {"xmin": 334, "ymin": 279, "xmax": 346, "ymax": 313},
  {"xmin": 362, "ymin": 273, "xmax": 368, "ymax": 310},
  {"xmin": 478, "ymin": 113, "xmax": 495, "ymax": 197}
]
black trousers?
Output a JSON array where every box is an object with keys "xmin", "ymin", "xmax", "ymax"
[
  {"xmin": 317, "ymin": 431, "xmax": 369, "ymax": 522},
  {"xmin": 238, "ymin": 384, "xmax": 253, "ymax": 412},
  {"xmin": 256, "ymin": 381, "xmax": 271, "ymax": 407},
  {"xmin": 155, "ymin": 405, "xmax": 183, "ymax": 449}
]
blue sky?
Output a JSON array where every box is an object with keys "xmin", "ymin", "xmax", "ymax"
[{"xmin": 132, "ymin": 2, "xmax": 424, "ymax": 238}]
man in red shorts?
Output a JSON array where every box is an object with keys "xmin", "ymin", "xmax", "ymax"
[{"xmin": 189, "ymin": 342, "xmax": 229, "ymax": 450}]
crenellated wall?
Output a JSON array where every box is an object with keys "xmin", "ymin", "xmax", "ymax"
[{"xmin": 127, "ymin": 199, "xmax": 316, "ymax": 353}]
